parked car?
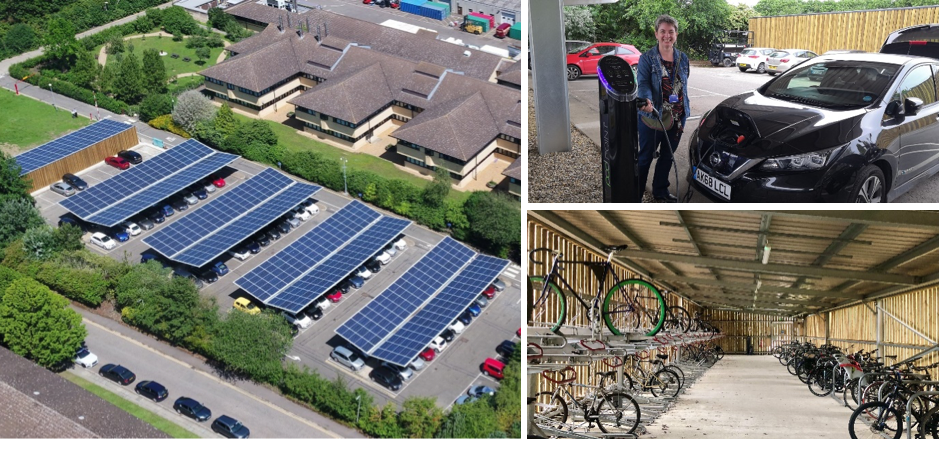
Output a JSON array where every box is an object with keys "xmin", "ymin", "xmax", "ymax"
[
  {"xmin": 355, "ymin": 265, "xmax": 372, "ymax": 280},
  {"xmin": 331, "ymin": 345, "xmax": 365, "ymax": 371},
  {"xmin": 233, "ymin": 297, "xmax": 260, "ymax": 314},
  {"xmin": 148, "ymin": 207, "xmax": 166, "ymax": 223},
  {"xmin": 481, "ymin": 358, "xmax": 505, "ymax": 379},
  {"xmin": 566, "ymin": 42, "xmax": 641, "ymax": 80},
  {"xmin": 370, "ymin": 366, "xmax": 403, "ymax": 391},
  {"xmin": 468, "ymin": 385, "xmax": 497, "ymax": 398},
  {"xmin": 466, "ymin": 303, "xmax": 482, "ymax": 318},
  {"xmin": 246, "ymin": 241, "xmax": 261, "ymax": 254},
  {"xmin": 347, "ymin": 275, "xmax": 365, "ymax": 289},
  {"xmin": 140, "ymin": 251, "xmax": 161, "ymax": 264},
  {"xmin": 161, "ymin": 204, "xmax": 175, "ymax": 217},
  {"xmin": 365, "ymin": 259, "xmax": 381, "ymax": 274},
  {"xmin": 475, "ymin": 295, "xmax": 489, "ymax": 308},
  {"xmin": 381, "ymin": 362, "xmax": 414, "ymax": 381},
  {"xmin": 302, "ymin": 305, "xmax": 323, "ymax": 321},
  {"xmin": 373, "ymin": 250, "xmax": 391, "ymax": 265},
  {"xmin": 229, "ymin": 247, "xmax": 251, "ymax": 260},
  {"xmin": 211, "ymin": 415, "xmax": 250, "ymax": 438},
  {"xmin": 688, "ymin": 46, "xmax": 939, "ymax": 203},
  {"xmin": 173, "ymin": 397, "xmax": 212, "ymax": 421},
  {"xmin": 120, "ymin": 221, "xmax": 142, "ymax": 236},
  {"xmin": 91, "ymin": 232, "xmax": 116, "ymax": 250},
  {"xmin": 117, "ymin": 150, "xmax": 143, "ymax": 164},
  {"xmin": 50, "ymin": 181, "xmax": 75, "ymax": 196},
  {"xmin": 111, "ymin": 229, "xmax": 129, "ymax": 242},
  {"xmin": 74, "ymin": 346, "xmax": 98, "ymax": 368},
  {"xmin": 494, "ymin": 22, "xmax": 511, "ymax": 39},
  {"xmin": 735, "ymin": 47, "xmax": 778, "ymax": 74},
  {"xmin": 210, "ymin": 175, "xmax": 226, "ymax": 188},
  {"xmin": 496, "ymin": 340, "xmax": 517, "ymax": 358},
  {"xmin": 315, "ymin": 298, "xmax": 331, "ymax": 311},
  {"xmin": 292, "ymin": 206, "xmax": 312, "ymax": 221},
  {"xmin": 189, "ymin": 185, "xmax": 208, "ymax": 200},
  {"xmin": 419, "ymin": 347, "xmax": 436, "ymax": 361},
  {"xmin": 202, "ymin": 180, "xmax": 217, "ymax": 193},
  {"xmin": 182, "ymin": 192, "xmax": 198, "ymax": 205},
  {"xmin": 135, "ymin": 380, "xmax": 168, "ymax": 402},
  {"xmin": 326, "ymin": 288, "xmax": 342, "ymax": 303},
  {"xmin": 266, "ymin": 227, "xmax": 281, "ymax": 241},
  {"xmin": 392, "ymin": 236, "xmax": 407, "ymax": 251},
  {"xmin": 276, "ymin": 220, "xmax": 291, "ymax": 234},
  {"xmin": 441, "ymin": 328, "xmax": 455, "ymax": 343},
  {"xmin": 450, "ymin": 320, "xmax": 466, "ymax": 334},
  {"xmin": 300, "ymin": 198, "xmax": 320, "ymax": 215},
  {"xmin": 211, "ymin": 261, "xmax": 229, "ymax": 276},
  {"xmin": 173, "ymin": 267, "xmax": 203, "ymax": 289},
  {"xmin": 62, "ymin": 173, "xmax": 87, "ymax": 191},
  {"xmin": 138, "ymin": 218, "xmax": 154, "ymax": 230},
  {"xmin": 338, "ymin": 279, "xmax": 353, "ymax": 294},
  {"xmin": 58, "ymin": 215, "xmax": 81, "ymax": 228},
  {"xmin": 409, "ymin": 357, "xmax": 426, "ymax": 371},
  {"xmin": 99, "ymin": 364, "xmax": 136, "ymax": 385},
  {"xmin": 284, "ymin": 312, "xmax": 312, "ymax": 329},
  {"xmin": 286, "ymin": 216, "xmax": 301, "ymax": 228},
  {"xmin": 383, "ymin": 243, "xmax": 397, "ymax": 257},
  {"xmin": 491, "ymin": 278, "xmax": 506, "ymax": 292},
  {"xmin": 766, "ymin": 48, "xmax": 818, "ymax": 75},
  {"xmin": 455, "ymin": 394, "xmax": 474, "ymax": 405},
  {"xmin": 483, "ymin": 285, "xmax": 497, "ymax": 299},
  {"xmin": 430, "ymin": 336, "xmax": 448, "ymax": 352},
  {"xmin": 171, "ymin": 198, "xmax": 188, "ymax": 212},
  {"xmin": 254, "ymin": 233, "xmax": 270, "ymax": 247},
  {"xmin": 809, "ymin": 50, "xmax": 867, "ymax": 79},
  {"xmin": 104, "ymin": 156, "xmax": 129, "ymax": 170},
  {"xmin": 197, "ymin": 269, "xmax": 218, "ymax": 284},
  {"xmin": 457, "ymin": 311, "xmax": 473, "ymax": 326}
]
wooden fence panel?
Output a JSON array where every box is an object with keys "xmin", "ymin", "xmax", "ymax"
[{"xmin": 24, "ymin": 128, "xmax": 138, "ymax": 193}]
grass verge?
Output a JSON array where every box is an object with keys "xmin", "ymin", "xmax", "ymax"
[
  {"xmin": 0, "ymin": 88, "xmax": 92, "ymax": 153},
  {"xmin": 105, "ymin": 36, "xmax": 225, "ymax": 77}
]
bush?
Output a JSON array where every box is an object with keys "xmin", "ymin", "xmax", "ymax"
[
  {"xmin": 162, "ymin": 6, "xmax": 199, "ymax": 36},
  {"xmin": 148, "ymin": 114, "xmax": 192, "ymax": 138},
  {"xmin": 172, "ymin": 90, "xmax": 217, "ymax": 133},
  {"xmin": 34, "ymin": 261, "xmax": 109, "ymax": 307},
  {"xmin": 139, "ymin": 93, "xmax": 174, "ymax": 122},
  {"xmin": 185, "ymin": 36, "xmax": 207, "ymax": 49}
]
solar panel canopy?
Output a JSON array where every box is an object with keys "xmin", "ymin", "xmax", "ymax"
[
  {"xmin": 60, "ymin": 140, "xmax": 238, "ymax": 227},
  {"xmin": 143, "ymin": 168, "xmax": 321, "ymax": 267},
  {"xmin": 16, "ymin": 119, "xmax": 132, "ymax": 175}
]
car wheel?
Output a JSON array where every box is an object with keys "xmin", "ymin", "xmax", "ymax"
[
  {"xmin": 853, "ymin": 165, "xmax": 886, "ymax": 203},
  {"xmin": 566, "ymin": 65, "xmax": 581, "ymax": 81},
  {"xmin": 757, "ymin": 62, "xmax": 766, "ymax": 74},
  {"xmin": 738, "ymin": 66, "xmax": 747, "ymax": 72},
  {"xmin": 722, "ymin": 58, "xmax": 733, "ymax": 68}
]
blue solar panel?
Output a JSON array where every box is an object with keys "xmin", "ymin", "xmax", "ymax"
[
  {"xmin": 266, "ymin": 216, "xmax": 411, "ymax": 313},
  {"xmin": 370, "ymin": 255, "xmax": 508, "ymax": 366},
  {"xmin": 61, "ymin": 140, "xmax": 215, "ymax": 223},
  {"xmin": 16, "ymin": 120, "xmax": 133, "ymax": 175},
  {"xmin": 236, "ymin": 201, "xmax": 381, "ymax": 302},
  {"xmin": 335, "ymin": 237, "xmax": 476, "ymax": 355}
]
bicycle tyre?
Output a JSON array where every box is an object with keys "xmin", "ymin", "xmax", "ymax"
[
  {"xmin": 665, "ymin": 364, "xmax": 686, "ymax": 388},
  {"xmin": 843, "ymin": 379, "xmax": 859, "ymax": 410},
  {"xmin": 665, "ymin": 306, "xmax": 690, "ymax": 333},
  {"xmin": 807, "ymin": 366, "xmax": 833, "ymax": 397},
  {"xmin": 529, "ymin": 277, "xmax": 566, "ymax": 333},
  {"xmin": 849, "ymin": 401, "xmax": 902, "ymax": 439},
  {"xmin": 596, "ymin": 391, "xmax": 641, "ymax": 434},
  {"xmin": 649, "ymin": 369, "xmax": 681, "ymax": 398},
  {"xmin": 533, "ymin": 391, "xmax": 568, "ymax": 426},
  {"xmin": 602, "ymin": 279, "xmax": 666, "ymax": 337},
  {"xmin": 713, "ymin": 346, "xmax": 725, "ymax": 361},
  {"xmin": 918, "ymin": 405, "xmax": 939, "ymax": 439}
]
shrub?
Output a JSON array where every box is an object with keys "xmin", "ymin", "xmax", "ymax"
[
  {"xmin": 34, "ymin": 261, "xmax": 109, "ymax": 307},
  {"xmin": 172, "ymin": 90, "xmax": 217, "ymax": 133},
  {"xmin": 139, "ymin": 93, "xmax": 174, "ymax": 122},
  {"xmin": 148, "ymin": 114, "xmax": 191, "ymax": 138}
]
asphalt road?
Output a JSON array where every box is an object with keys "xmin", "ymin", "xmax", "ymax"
[{"xmin": 563, "ymin": 64, "xmax": 939, "ymax": 203}]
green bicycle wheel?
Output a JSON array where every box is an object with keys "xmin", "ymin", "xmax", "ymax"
[
  {"xmin": 529, "ymin": 277, "xmax": 566, "ymax": 333},
  {"xmin": 602, "ymin": 279, "xmax": 666, "ymax": 336}
]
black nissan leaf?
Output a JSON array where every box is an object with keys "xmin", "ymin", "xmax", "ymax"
[{"xmin": 688, "ymin": 24, "xmax": 939, "ymax": 202}]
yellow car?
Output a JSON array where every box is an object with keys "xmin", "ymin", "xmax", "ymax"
[{"xmin": 233, "ymin": 297, "xmax": 261, "ymax": 314}]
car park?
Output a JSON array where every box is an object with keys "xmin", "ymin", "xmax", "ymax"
[
  {"xmin": 246, "ymin": 241, "xmax": 261, "ymax": 254},
  {"xmin": 105, "ymin": 156, "xmax": 129, "ymax": 170},
  {"xmin": 354, "ymin": 265, "xmax": 372, "ymax": 280},
  {"xmin": 138, "ymin": 218, "xmax": 154, "ymax": 230},
  {"xmin": 197, "ymin": 269, "xmax": 218, "ymax": 284},
  {"xmin": 99, "ymin": 364, "xmax": 136, "ymax": 385},
  {"xmin": 233, "ymin": 297, "xmax": 261, "ymax": 314},
  {"xmin": 173, "ymin": 397, "xmax": 212, "ymax": 422},
  {"xmin": 284, "ymin": 312, "xmax": 312, "ymax": 329},
  {"xmin": 370, "ymin": 366, "xmax": 403, "ymax": 391},
  {"xmin": 483, "ymin": 285, "xmax": 497, "ymax": 299},
  {"xmin": 766, "ymin": 48, "xmax": 818, "ymax": 75},
  {"xmin": 331, "ymin": 345, "xmax": 365, "ymax": 371},
  {"xmin": 374, "ymin": 250, "xmax": 391, "ymax": 265},
  {"xmin": 91, "ymin": 232, "xmax": 116, "ymax": 250},
  {"xmin": 149, "ymin": 207, "xmax": 166, "ymax": 223},
  {"xmin": 50, "ymin": 182, "xmax": 75, "ymax": 196},
  {"xmin": 182, "ymin": 192, "xmax": 198, "ymax": 205},
  {"xmin": 450, "ymin": 320, "xmax": 465, "ymax": 334},
  {"xmin": 120, "ymin": 221, "xmax": 142, "ymax": 236},
  {"xmin": 365, "ymin": 259, "xmax": 381, "ymax": 274},
  {"xmin": 229, "ymin": 247, "xmax": 251, "ymax": 260},
  {"xmin": 74, "ymin": 346, "xmax": 98, "ymax": 368},
  {"xmin": 735, "ymin": 47, "xmax": 778, "ymax": 73},
  {"xmin": 111, "ymin": 229, "xmax": 129, "ymax": 242},
  {"xmin": 481, "ymin": 358, "xmax": 505, "ymax": 379},
  {"xmin": 430, "ymin": 336, "xmax": 448, "ymax": 352},
  {"xmin": 491, "ymin": 278, "xmax": 506, "ymax": 292},
  {"xmin": 171, "ymin": 198, "xmax": 188, "ymax": 212},
  {"xmin": 566, "ymin": 42, "xmax": 641, "ymax": 80},
  {"xmin": 476, "ymin": 295, "xmax": 489, "ymax": 308},
  {"xmin": 135, "ymin": 380, "xmax": 168, "ymax": 402},
  {"xmin": 62, "ymin": 173, "xmax": 87, "ymax": 191},
  {"xmin": 211, "ymin": 415, "xmax": 249, "ymax": 438},
  {"xmin": 381, "ymin": 362, "xmax": 414, "ymax": 381},
  {"xmin": 348, "ymin": 275, "xmax": 365, "ymax": 289},
  {"xmin": 211, "ymin": 261, "xmax": 229, "ymax": 276},
  {"xmin": 326, "ymin": 288, "xmax": 342, "ymax": 303},
  {"xmin": 117, "ymin": 150, "xmax": 143, "ymax": 164},
  {"xmin": 419, "ymin": 347, "xmax": 436, "ymax": 361},
  {"xmin": 496, "ymin": 340, "xmax": 517, "ymax": 358}
]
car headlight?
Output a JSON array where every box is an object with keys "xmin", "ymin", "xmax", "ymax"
[{"xmin": 759, "ymin": 150, "xmax": 832, "ymax": 171}]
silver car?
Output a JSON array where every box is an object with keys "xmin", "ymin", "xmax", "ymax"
[
  {"xmin": 51, "ymin": 182, "xmax": 75, "ymax": 196},
  {"xmin": 767, "ymin": 49, "xmax": 819, "ymax": 76}
]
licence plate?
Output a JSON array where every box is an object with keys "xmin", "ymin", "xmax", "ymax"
[
  {"xmin": 768, "ymin": 65, "xmax": 777, "ymax": 70},
  {"xmin": 739, "ymin": 63, "xmax": 748, "ymax": 68},
  {"xmin": 694, "ymin": 168, "xmax": 732, "ymax": 200}
]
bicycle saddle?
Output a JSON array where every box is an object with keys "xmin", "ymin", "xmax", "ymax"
[{"xmin": 656, "ymin": 354, "xmax": 669, "ymax": 360}]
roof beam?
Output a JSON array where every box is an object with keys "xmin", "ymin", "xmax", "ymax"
[
  {"xmin": 672, "ymin": 239, "xmax": 855, "ymax": 258},
  {"xmin": 741, "ymin": 210, "xmax": 939, "ymax": 231},
  {"xmin": 656, "ymin": 275, "xmax": 858, "ymax": 298},
  {"xmin": 673, "ymin": 210, "xmax": 726, "ymax": 292},
  {"xmin": 597, "ymin": 211, "xmax": 686, "ymax": 278},
  {"xmin": 657, "ymin": 221, "xmax": 873, "ymax": 245}
]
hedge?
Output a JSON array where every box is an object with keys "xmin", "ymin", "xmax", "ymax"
[
  {"xmin": 10, "ymin": 56, "xmax": 133, "ymax": 115},
  {"xmin": 149, "ymin": 114, "xmax": 191, "ymax": 138}
]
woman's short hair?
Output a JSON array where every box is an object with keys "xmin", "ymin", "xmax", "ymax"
[{"xmin": 655, "ymin": 14, "xmax": 679, "ymax": 32}]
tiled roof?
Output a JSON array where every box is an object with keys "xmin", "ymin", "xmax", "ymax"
[
  {"xmin": 392, "ymin": 92, "xmax": 499, "ymax": 162},
  {"xmin": 226, "ymin": 1, "xmax": 306, "ymax": 27},
  {"xmin": 502, "ymin": 156, "xmax": 521, "ymax": 180},
  {"xmin": 497, "ymin": 59, "xmax": 522, "ymax": 87},
  {"xmin": 291, "ymin": 63, "xmax": 393, "ymax": 123},
  {"xmin": 203, "ymin": 31, "xmax": 312, "ymax": 91}
]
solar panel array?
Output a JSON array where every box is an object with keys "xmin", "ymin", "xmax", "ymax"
[
  {"xmin": 369, "ymin": 255, "xmax": 509, "ymax": 367},
  {"xmin": 335, "ymin": 237, "xmax": 476, "ymax": 355},
  {"xmin": 236, "ymin": 201, "xmax": 381, "ymax": 303},
  {"xmin": 60, "ymin": 140, "xmax": 238, "ymax": 227},
  {"xmin": 143, "ymin": 168, "xmax": 321, "ymax": 267},
  {"xmin": 16, "ymin": 119, "xmax": 133, "ymax": 175}
]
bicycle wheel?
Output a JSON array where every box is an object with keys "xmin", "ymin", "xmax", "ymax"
[
  {"xmin": 649, "ymin": 369, "xmax": 681, "ymax": 398},
  {"xmin": 665, "ymin": 364, "xmax": 686, "ymax": 388},
  {"xmin": 529, "ymin": 277, "xmax": 566, "ymax": 333},
  {"xmin": 533, "ymin": 391, "xmax": 568, "ymax": 426},
  {"xmin": 664, "ymin": 306, "xmax": 690, "ymax": 333},
  {"xmin": 602, "ymin": 279, "xmax": 666, "ymax": 336},
  {"xmin": 596, "ymin": 391, "xmax": 641, "ymax": 434},
  {"xmin": 849, "ymin": 401, "xmax": 902, "ymax": 439},
  {"xmin": 713, "ymin": 346, "xmax": 725, "ymax": 361},
  {"xmin": 843, "ymin": 379, "xmax": 859, "ymax": 410},
  {"xmin": 787, "ymin": 357, "xmax": 799, "ymax": 376},
  {"xmin": 918, "ymin": 405, "xmax": 939, "ymax": 439},
  {"xmin": 807, "ymin": 366, "xmax": 833, "ymax": 397}
]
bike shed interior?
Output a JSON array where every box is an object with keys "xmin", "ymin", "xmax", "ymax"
[{"xmin": 527, "ymin": 210, "xmax": 939, "ymax": 439}]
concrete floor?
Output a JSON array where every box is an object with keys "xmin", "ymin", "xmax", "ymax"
[{"xmin": 644, "ymin": 355, "xmax": 851, "ymax": 439}]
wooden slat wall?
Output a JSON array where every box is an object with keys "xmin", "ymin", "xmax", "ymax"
[
  {"xmin": 25, "ymin": 128, "xmax": 138, "ymax": 192},
  {"xmin": 750, "ymin": 6, "xmax": 939, "ymax": 54},
  {"xmin": 702, "ymin": 309, "xmax": 794, "ymax": 354}
]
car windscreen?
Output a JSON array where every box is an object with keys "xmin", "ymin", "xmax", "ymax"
[
  {"xmin": 769, "ymin": 51, "xmax": 790, "ymax": 58},
  {"xmin": 566, "ymin": 42, "xmax": 591, "ymax": 54},
  {"xmin": 741, "ymin": 48, "xmax": 757, "ymax": 55},
  {"xmin": 760, "ymin": 60, "xmax": 900, "ymax": 109}
]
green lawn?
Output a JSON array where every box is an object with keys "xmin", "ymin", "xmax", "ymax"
[
  {"xmin": 106, "ymin": 36, "xmax": 225, "ymax": 78},
  {"xmin": 60, "ymin": 372, "xmax": 199, "ymax": 439},
  {"xmin": 0, "ymin": 88, "xmax": 91, "ymax": 153}
]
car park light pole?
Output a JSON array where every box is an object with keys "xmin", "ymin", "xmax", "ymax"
[
  {"xmin": 355, "ymin": 395, "xmax": 361, "ymax": 424},
  {"xmin": 340, "ymin": 156, "xmax": 348, "ymax": 196},
  {"xmin": 49, "ymin": 83, "xmax": 54, "ymax": 110}
]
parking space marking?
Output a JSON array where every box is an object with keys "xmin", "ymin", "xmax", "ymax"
[{"xmin": 687, "ymin": 85, "xmax": 731, "ymax": 97}]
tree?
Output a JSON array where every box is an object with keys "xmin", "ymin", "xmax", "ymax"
[
  {"xmin": 70, "ymin": 48, "xmax": 100, "ymax": 89},
  {"xmin": 186, "ymin": 36, "xmax": 207, "ymax": 49},
  {"xmin": 224, "ymin": 119, "xmax": 277, "ymax": 155},
  {"xmin": 162, "ymin": 6, "xmax": 198, "ymax": 36},
  {"xmin": 173, "ymin": 90, "xmax": 217, "ymax": 133},
  {"xmin": 117, "ymin": 265, "xmax": 203, "ymax": 344},
  {"xmin": 422, "ymin": 166, "xmax": 451, "ymax": 207},
  {"xmin": 114, "ymin": 49, "xmax": 143, "ymax": 103},
  {"xmin": 207, "ymin": 7, "xmax": 233, "ymax": 30},
  {"xmin": 564, "ymin": 6, "xmax": 596, "ymax": 42},
  {"xmin": 493, "ymin": 345, "xmax": 521, "ymax": 435},
  {"xmin": 43, "ymin": 17, "xmax": 80, "ymax": 67},
  {"xmin": 139, "ymin": 93, "xmax": 174, "ymax": 122},
  {"xmin": 728, "ymin": 3, "xmax": 758, "ymax": 31},
  {"xmin": 4, "ymin": 24, "xmax": 37, "ymax": 55},
  {"xmin": 463, "ymin": 191, "xmax": 521, "ymax": 258},
  {"xmin": 195, "ymin": 46, "xmax": 211, "ymax": 65},
  {"xmin": 214, "ymin": 103, "xmax": 238, "ymax": 137},
  {"xmin": 22, "ymin": 226, "xmax": 55, "ymax": 260},
  {"xmin": 0, "ymin": 199, "xmax": 44, "ymax": 248},
  {"xmin": 51, "ymin": 224, "xmax": 84, "ymax": 253},
  {"xmin": 141, "ymin": 48, "xmax": 167, "ymax": 94},
  {"xmin": 398, "ymin": 397, "xmax": 444, "ymax": 438},
  {"xmin": 0, "ymin": 151, "xmax": 32, "ymax": 202},
  {"xmin": 0, "ymin": 278, "xmax": 87, "ymax": 369},
  {"xmin": 436, "ymin": 399, "xmax": 499, "ymax": 438},
  {"xmin": 210, "ymin": 309, "xmax": 293, "ymax": 384},
  {"xmin": 98, "ymin": 60, "xmax": 120, "ymax": 94}
]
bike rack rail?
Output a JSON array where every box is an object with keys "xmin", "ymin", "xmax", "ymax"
[{"xmin": 904, "ymin": 382, "xmax": 939, "ymax": 439}]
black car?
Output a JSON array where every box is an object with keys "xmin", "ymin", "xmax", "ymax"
[
  {"xmin": 689, "ymin": 35, "xmax": 939, "ymax": 203},
  {"xmin": 441, "ymin": 328, "xmax": 455, "ymax": 343},
  {"xmin": 338, "ymin": 279, "xmax": 353, "ymax": 294},
  {"xmin": 171, "ymin": 198, "xmax": 188, "ymax": 211},
  {"xmin": 246, "ymin": 241, "xmax": 261, "ymax": 254},
  {"xmin": 496, "ymin": 340, "xmax": 517, "ymax": 358},
  {"xmin": 198, "ymin": 269, "xmax": 218, "ymax": 283},
  {"xmin": 212, "ymin": 415, "xmax": 250, "ymax": 438},
  {"xmin": 457, "ymin": 311, "xmax": 473, "ymax": 326},
  {"xmin": 99, "ymin": 364, "xmax": 136, "ymax": 385},
  {"xmin": 303, "ymin": 306, "xmax": 323, "ymax": 321},
  {"xmin": 266, "ymin": 228, "xmax": 281, "ymax": 241},
  {"xmin": 62, "ymin": 173, "xmax": 87, "ymax": 191},
  {"xmin": 190, "ymin": 185, "xmax": 208, "ymax": 200},
  {"xmin": 370, "ymin": 366, "xmax": 403, "ymax": 391},
  {"xmin": 148, "ymin": 207, "xmax": 166, "ymax": 224},
  {"xmin": 365, "ymin": 259, "xmax": 381, "ymax": 274},
  {"xmin": 118, "ymin": 150, "xmax": 143, "ymax": 164},
  {"xmin": 173, "ymin": 397, "xmax": 212, "ymax": 421},
  {"xmin": 276, "ymin": 220, "xmax": 291, "ymax": 234},
  {"xmin": 255, "ymin": 233, "xmax": 270, "ymax": 247},
  {"xmin": 135, "ymin": 380, "xmax": 168, "ymax": 402}
]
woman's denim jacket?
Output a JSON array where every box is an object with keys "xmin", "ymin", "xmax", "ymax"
[{"xmin": 637, "ymin": 46, "xmax": 690, "ymax": 129}]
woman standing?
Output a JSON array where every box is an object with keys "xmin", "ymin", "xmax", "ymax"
[{"xmin": 637, "ymin": 14, "xmax": 690, "ymax": 203}]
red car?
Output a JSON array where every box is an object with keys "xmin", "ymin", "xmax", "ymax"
[
  {"xmin": 105, "ymin": 156, "xmax": 130, "ymax": 170},
  {"xmin": 419, "ymin": 347, "xmax": 436, "ymax": 362},
  {"xmin": 567, "ymin": 42, "xmax": 641, "ymax": 81},
  {"xmin": 362, "ymin": 0, "xmax": 372, "ymax": 3},
  {"xmin": 326, "ymin": 289, "xmax": 342, "ymax": 303},
  {"xmin": 482, "ymin": 285, "xmax": 496, "ymax": 299},
  {"xmin": 211, "ymin": 176, "xmax": 226, "ymax": 188},
  {"xmin": 481, "ymin": 358, "xmax": 505, "ymax": 379},
  {"xmin": 517, "ymin": 327, "xmax": 521, "ymax": 337}
]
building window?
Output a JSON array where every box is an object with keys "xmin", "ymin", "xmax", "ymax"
[
  {"xmin": 499, "ymin": 134, "xmax": 519, "ymax": 144},
  {"xmin": 334, "ymin": 117, "xmax": 354, "ymax": 128}
]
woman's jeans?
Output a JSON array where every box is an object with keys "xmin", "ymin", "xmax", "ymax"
[{"xmin": 637, "ymin": 118, "xmax": 682, "ymax": 198}]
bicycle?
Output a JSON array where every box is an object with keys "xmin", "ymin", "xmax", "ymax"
[
  {"xmin": 533, "ymin": 366, "xmax": 641, "ymax": 435},
  {"xmin": 529, "ymin": 246, "xmax": 666, "ymax": 337},
  {"xmin": 622, "ymin": 352, "xmax": 681, "ymax": 397}
]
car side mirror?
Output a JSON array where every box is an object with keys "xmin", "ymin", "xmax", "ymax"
[
  {"xmin": 904, "ymin": 97, "xmax": 924, "ymax": 115},
  {"xmin": 885, "ymin": 100, "xmax": 903, "ymax": 116}
]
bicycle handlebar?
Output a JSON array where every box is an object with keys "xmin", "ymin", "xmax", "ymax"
[{"xmin": 528, "ymin": 247, "xmax": 559, "ymax": 265}]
